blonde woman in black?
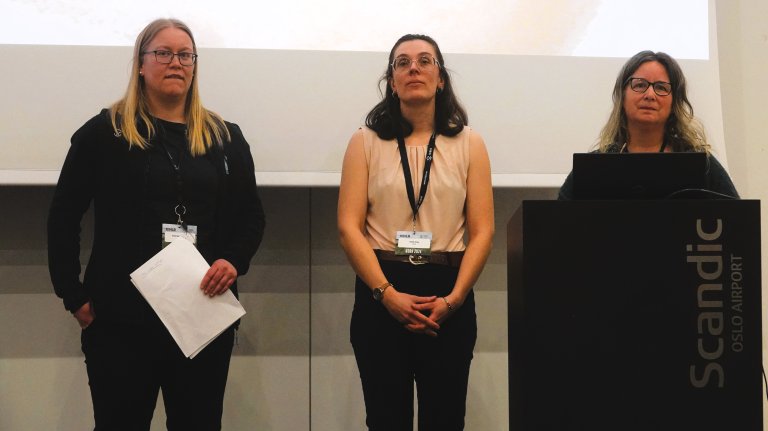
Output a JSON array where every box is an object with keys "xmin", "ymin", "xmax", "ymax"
[{"xmin": 48, "ymin": 18, "xmax": 264, "ymax": 430}]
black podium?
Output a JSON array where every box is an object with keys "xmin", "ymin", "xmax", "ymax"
[{"xmin": 507, "ymin": 200, "xmax": 762, "ymax": 430}]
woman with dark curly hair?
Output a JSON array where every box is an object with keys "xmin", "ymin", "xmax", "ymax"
[
  {"xmin": 338, "ymin": 34, "xmax": 494, "ymax": 430},
  {"xmin": 558, "ymin": 50, "xmax": 738, "ymax": 200}
]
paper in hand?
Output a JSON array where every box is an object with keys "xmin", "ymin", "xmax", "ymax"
[{"xmin": 130, "ymin": 238, "xmax": 246, "ymax": 358}]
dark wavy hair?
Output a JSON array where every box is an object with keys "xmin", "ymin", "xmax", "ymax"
[
  {"xmin": 365, "ymin": 34, "xmax": 468, "ymax": 140},
  {"xmin": 597, "ymin": 50, "xmax": 709, "ymax": 153}
]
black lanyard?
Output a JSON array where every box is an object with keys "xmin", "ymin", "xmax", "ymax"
[
  {"xmin": 621, "ymin": 140, "xmax": 668, "ymax": 153},
  {"xmin": 396, "ymin": 133, "xmax": 436, "ymax": 230},
  {"xmin": 159, "ymin": 140, "xmax": 187, "ymax": 227}
]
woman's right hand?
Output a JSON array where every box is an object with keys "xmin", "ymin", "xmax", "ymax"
[
  {"xmin": 74, "ymin": 302, "xmax": 95, "ymax": 329},
  {"xmin": 381, "ymin": 289, "xmax": 440, "ymax": 337}
]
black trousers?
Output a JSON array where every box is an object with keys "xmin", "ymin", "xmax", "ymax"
[
  {"xmin": 351, "ymin": 259, "xmax": 477, "ymax": 431},
  {"xmin": 80, "ymin": 317, "xmax": 235, "ymax": 431}
]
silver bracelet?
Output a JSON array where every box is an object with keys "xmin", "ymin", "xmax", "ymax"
[{"xmin": 440, "ymin": 296, "xmax": 455, "ymax": 312}]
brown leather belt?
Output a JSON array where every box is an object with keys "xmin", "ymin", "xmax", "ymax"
[{"xmin": 374, "ymin": 249, "xmax": 464, "ymax": 268}]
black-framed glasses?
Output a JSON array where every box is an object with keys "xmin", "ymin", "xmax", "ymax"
[
  {"xmin": 626, "ymin": 77, "xmax": 672, "ymax": 96},
  {"xmin": 142, "ymin": 50, "xmax": 198, "ymax": 66},
  {"xmin": 391, "ymin": 55, "xmax": 440, "ymax": 72}
]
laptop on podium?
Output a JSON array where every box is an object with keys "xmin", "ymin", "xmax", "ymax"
[{"xmin": 572, "ymin": 152, "xmax": 707, "ymax": 199}]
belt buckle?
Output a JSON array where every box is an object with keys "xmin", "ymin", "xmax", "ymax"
[{"xmin": 408, "ymin": 255, "xmax": 428, "ymax": 265}]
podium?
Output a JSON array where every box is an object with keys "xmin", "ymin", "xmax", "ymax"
[{"xmin": 507, "ymin": 200, "xmax": 762, "ymax": 430}]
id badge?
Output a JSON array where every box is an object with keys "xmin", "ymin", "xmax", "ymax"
[
  {"xmin": 395, "ymin": 231, "xmax": 432, "ymax": 256},
  {"xmin": 162, "ymin": 223, "xmax": 198, "ymax": 248}
]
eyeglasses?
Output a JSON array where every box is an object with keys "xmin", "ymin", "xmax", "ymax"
[
  {"xmin": 142, "ymin": 50, "xmax": 198, "ymax": 66},
  {"xmin": 626, "ymin": 77, "xmax": 672, "ymax": 96},
  {"xmin": 391, "ymin": 55, "xmax": 440, "ymax": 72}
]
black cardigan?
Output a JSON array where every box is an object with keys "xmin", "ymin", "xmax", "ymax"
[{"xmin": 48, "ymin": 109, "xmax": 265, "ymax": 323}]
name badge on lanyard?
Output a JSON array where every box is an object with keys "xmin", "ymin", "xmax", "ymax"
[
  {"xmin": 395, "ymin": 231, "xmax": 432, "ymax": 256},
  {"xmin": 158, "ymin": 137, "xmax": 198, "ymax": 248},
  {"xmin": 162, "ymin": 223, "xmax": 198, "ymax": 248},
  {"xmin": 394, "ymin": 132, "xmax": 437, "ymax": 256}
]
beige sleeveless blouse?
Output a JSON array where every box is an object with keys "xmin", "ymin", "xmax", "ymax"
[{"xmin": 361, "ymin": 126, "xmax": 470, "ymax": 252}]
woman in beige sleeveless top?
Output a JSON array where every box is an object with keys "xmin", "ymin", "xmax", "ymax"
[{"xmin": 338, "ymin": 34, "xmax": 494, "ymax": 431}]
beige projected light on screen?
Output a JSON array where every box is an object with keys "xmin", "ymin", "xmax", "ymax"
[
  {"xmin": 0, "ymin": 0, "xmax": 716, "ymax": 185},
  {"xmin": 1, "ymin": 0, "xmax": 707, "ymax": 58}
]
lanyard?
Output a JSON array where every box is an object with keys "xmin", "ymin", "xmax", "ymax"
[
  {"xmin": 396, "ymin": 133, "xmax": 436, "ymax": 232},
  {"xmin": 621, "ymin": 140, "xmax": 668, "ymax": 153},
  {"xmin": 159, "ymin": 140, "xmax": 187, "ymax": 228}
]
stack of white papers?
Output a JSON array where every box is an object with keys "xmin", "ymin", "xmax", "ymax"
[{"xmin": 130, "ymin": 238, "xmax": 246, "ymax": 358}]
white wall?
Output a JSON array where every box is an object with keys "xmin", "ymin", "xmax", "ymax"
[{"xmin": 715, "ymin": 0, "xmax": 768, "ymax": 427}]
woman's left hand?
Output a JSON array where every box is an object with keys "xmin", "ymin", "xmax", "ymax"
[
  {"xmin": 412, "ymin": 296, "xmax": 457, "ymax": 324},
  {"xmin": 200, "ymin": 259, "xmax": 238, "ymax": 296}
]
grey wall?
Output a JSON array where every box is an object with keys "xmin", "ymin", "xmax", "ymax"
[{"xmin": 0, "ymin": 185, "xmax": 555, "ymax": 430}]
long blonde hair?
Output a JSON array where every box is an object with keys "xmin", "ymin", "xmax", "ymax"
[
  {"xmin": 597, "ymin": 51, "xmax": 709, "ymax": 154},
  {"xmin": 109, "ymin": 18, "xmax": 229, "ymax": 155}
]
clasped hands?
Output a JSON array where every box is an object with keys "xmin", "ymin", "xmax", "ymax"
[{"xmin": 381, "ymin": 288, "xmax": 454, "ymax": 337}]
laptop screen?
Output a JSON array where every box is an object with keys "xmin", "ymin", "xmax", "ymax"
[{"xmin": 571, "ymin": 152, "xmax": 708, "ymax": 200}]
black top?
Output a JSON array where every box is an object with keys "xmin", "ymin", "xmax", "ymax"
[
  {"xmin": 557, "ymin": 144, "xmax": 739, "ymax": 201},
  {"xmin": 47, "ymin": 109, "xmax": 266, "ymax": 323},
  {"xmin": 144, "ymin": 119, "xmax": 219, "ymax": 247}
]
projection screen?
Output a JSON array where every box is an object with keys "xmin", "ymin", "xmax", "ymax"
[{"xmin": 0, "ymin": 0, "xmax": 722, "ymax": 186}]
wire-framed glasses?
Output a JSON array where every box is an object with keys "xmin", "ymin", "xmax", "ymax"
[{"xmin": 391, "ymin": 55, "xmax": 440, "ymax": 72}]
